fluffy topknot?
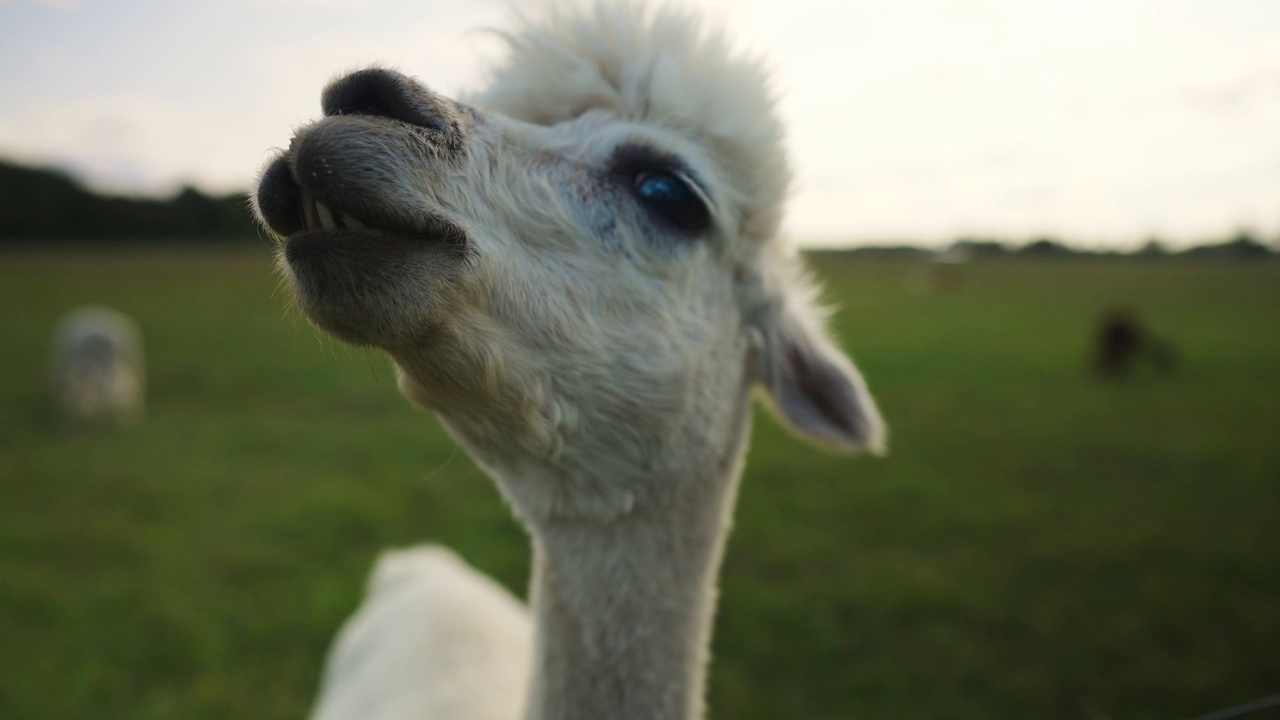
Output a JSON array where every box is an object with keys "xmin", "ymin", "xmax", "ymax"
[{"xmin": 469, "ymin": 1, "xmax": 793, "ymax": 248}]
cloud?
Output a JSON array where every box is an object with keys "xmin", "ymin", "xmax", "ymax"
[{"xmin": 0, "ymin": 95, "xmax": 258, "ymax": 194}]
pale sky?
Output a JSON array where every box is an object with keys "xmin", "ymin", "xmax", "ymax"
[{"xmin": 1, "ymin": 0, "xmax": 1277, "ymax": 247}]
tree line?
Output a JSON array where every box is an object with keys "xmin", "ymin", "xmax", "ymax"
[
  {"xmin": 0, "ymin": 160, "xmax": 258, "ymax": 241},
  {"xmin": 1, "ymin": 158, "xmax": 1275, "ymax": 256},
  {"xmin": 811, "ymin": 232, "xmax": 1275, "ymax": 261}
]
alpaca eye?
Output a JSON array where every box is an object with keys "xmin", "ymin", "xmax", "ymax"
[{"xmin": 633, "ymin": 171, "xmax": 710, "ymax": 234}]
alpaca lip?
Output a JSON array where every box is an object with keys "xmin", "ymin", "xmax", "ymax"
[{"xmin": 255, "ymin": 154, "xmax": 467, "ymax": 246}]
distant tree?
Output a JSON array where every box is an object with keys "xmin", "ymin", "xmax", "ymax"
[
  {"xmin": 837, "ymin": 245, "xmax": 929, "ymax": 260},
  {"xmin": 951, "ymin": 238, "xmax": 1010, "ymax": 257},
  {"xmin": 0, "ymin": 162, "xmax": 91, "ymax": 237},
  {"xmin": 1224, "ymin": 230, "xmax": 1273, "ymax": 257},
  {"xmin": 1019, "ymin": 237, "xmax": 1074, "ymax": 256},
  {"xmin": 1135, "ymin": 238, "xmax": 1168, "ymax": 257},
  {"xmin": 1181, "ymin": 229, "xmax": 1274, "ymax": 260}
]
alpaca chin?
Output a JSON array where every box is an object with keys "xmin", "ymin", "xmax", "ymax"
[{"xmin": 280, "ymin": 235, "xmax": 466, "ymax": 350}]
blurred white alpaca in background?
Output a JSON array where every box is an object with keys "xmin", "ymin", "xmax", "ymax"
[{"xmin": 50, "ymin": 306, "xmax": 145, "ymax": 426}]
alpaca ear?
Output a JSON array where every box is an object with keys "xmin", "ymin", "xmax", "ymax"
[{"xmin": 756, "ymin": 305, "xmax": 887, "ymax": 455}]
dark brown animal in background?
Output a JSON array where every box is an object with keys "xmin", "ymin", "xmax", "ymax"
[{"xmin": 1094, "ymin": 309, "xmax": 1177, "ymax": 378}]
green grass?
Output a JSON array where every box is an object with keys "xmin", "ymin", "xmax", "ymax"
[{"xmin": 1, "ymin": 246, "xmax": 1277, "ymax": 719}]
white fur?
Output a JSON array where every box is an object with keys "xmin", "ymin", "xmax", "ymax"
[
  {"xmin": 50, "ymin": 306, "xmax": 145, "ymax": 426},
  {"xmin": 256, "ymin": 3, "xmax": 886, "ymax": 719},
  {"xmin": 310, "ymin": 547, "xmax": 531, "ymax": 720}
]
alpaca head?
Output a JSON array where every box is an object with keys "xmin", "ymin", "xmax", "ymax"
[{"xmin": 254, "ymin": 3, "xmax": 884, "ymax": 520}]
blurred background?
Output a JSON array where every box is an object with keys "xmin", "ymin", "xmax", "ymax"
[{"xmin": 1, "ymin": 1, "xmax": 1277, "ymax": 719}]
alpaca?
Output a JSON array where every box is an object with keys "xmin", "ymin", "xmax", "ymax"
[
  {"xmin": 253, "ymin": 3, "xmax": 886, "ymax": 719},
  {"xmin": 50, "ymin": 305, "xmax": 145, "ymax": 425},
  {"xmin": 1094, "ymin": 308, "xmax": 1177, "ymax": 379},
  {"xmin": 310, "ymin": 546, "xmax": 532, "ymax": 720}
]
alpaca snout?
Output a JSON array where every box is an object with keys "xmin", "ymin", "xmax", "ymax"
[
  {"xmin": 321, "ymin": 68, "xmax": 467, "ymax": 153},
  {"xmin": 252, "ymin": 112, "xmax": 469, "ymax": 245}
]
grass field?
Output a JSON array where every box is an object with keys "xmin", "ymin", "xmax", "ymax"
[{"xmin": 1, "ymin": 245, "xmax": 1277, "ymax": 720}]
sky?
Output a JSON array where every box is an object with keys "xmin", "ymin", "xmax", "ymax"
[{"xmin": 0, "ymin": 0, "xmax": 1277, "ymax": 248}]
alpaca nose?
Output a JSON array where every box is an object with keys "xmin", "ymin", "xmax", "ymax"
[{"xmin": 321, "ymin": 68, "xmax": 464, "ymax": 142}]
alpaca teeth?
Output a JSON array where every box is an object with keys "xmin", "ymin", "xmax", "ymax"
[
  {"xmin": 300, "ymin": 190, "xmax": 320, "ymax": 230},
  {"xmin": 316, "ymin": 201, "xmax": 338, "ymax": 231},
  {"xmin": 296, "ymin": 194, "xmax": 365, "ymax": 234}
]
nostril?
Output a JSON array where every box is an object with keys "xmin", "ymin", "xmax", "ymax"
[
  {"xmin": 255, "ymin": 155, "xmax": 303, "ymax": 237},
  {"xmin": 321, "ymin": 68, "xmax": 453, "ymax": 136}
]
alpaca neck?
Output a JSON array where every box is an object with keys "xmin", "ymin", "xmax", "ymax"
[
  {"xmin": 524, "ymin": 473, "xmax": 741, "ymax": 720},
  {"xmin": 519, "ymin": 414, "xmax": 751, "ymax": 720}
]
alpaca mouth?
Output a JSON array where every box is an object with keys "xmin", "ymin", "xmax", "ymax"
[
  {"xmin": 256, "ymin": 146, "xmax": 471, "ymax": 349},
  {"xmin": 298, "ymin": 190, "xmax": 370, "ymax": 235},
  {"xmin": 255, "ymin": 154, "xmax": 467, "ymax": 247}
]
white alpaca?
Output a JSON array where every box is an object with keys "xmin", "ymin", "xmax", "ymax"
[
  {"xmin": 50, "ymin": 306, "xmax": 145, "ymax": 426},
  {"xmin": 253, "ymin": 3, "xmax": 886, "ymax": 719},
  {"xmin": 310, "ymin": 547, "xmax": 532, "ymax": 720}
]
